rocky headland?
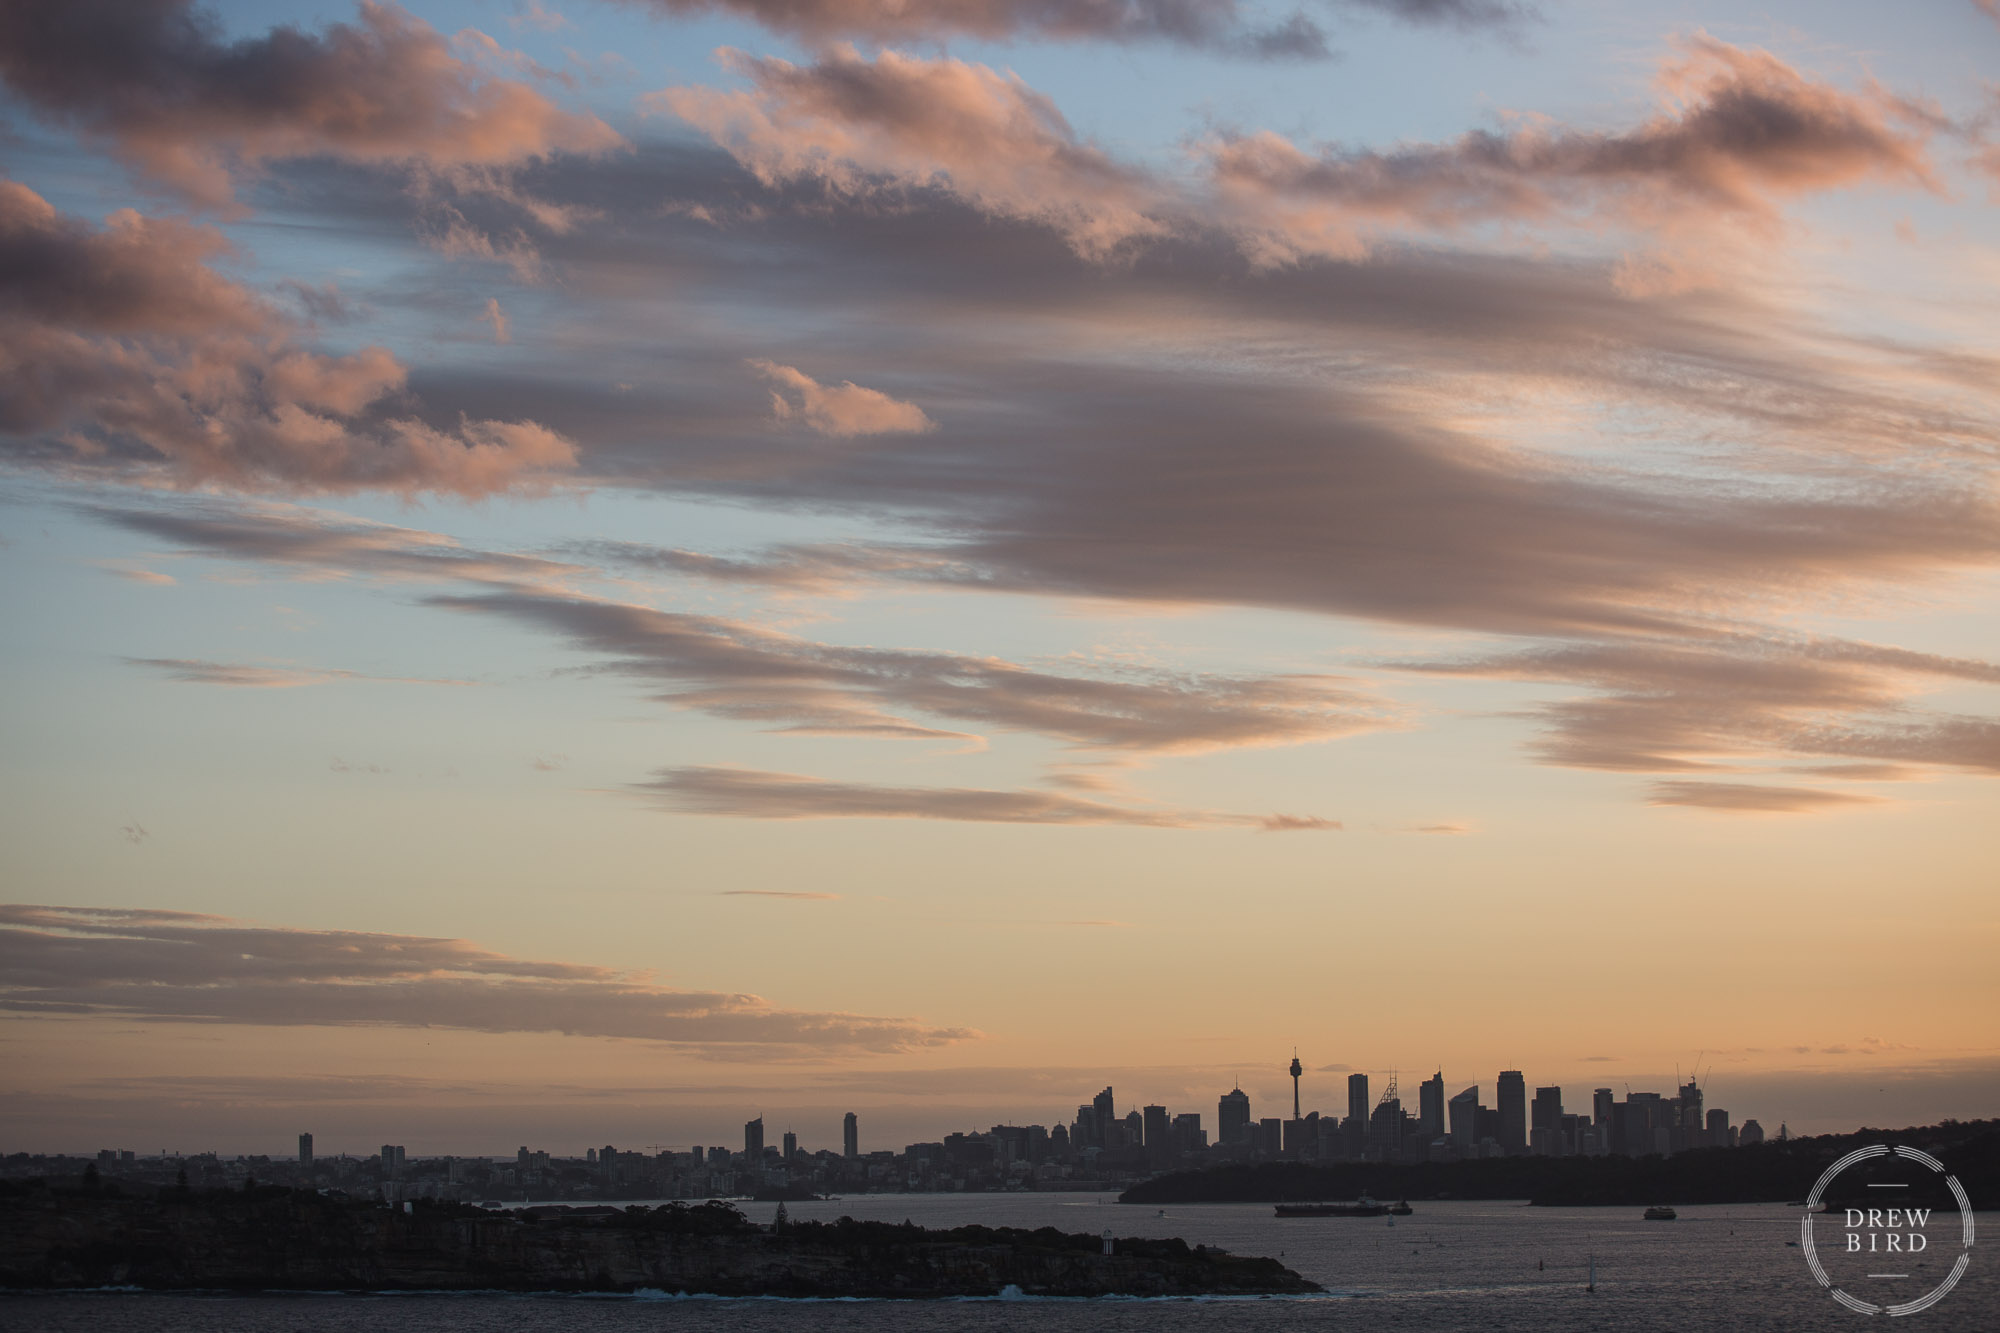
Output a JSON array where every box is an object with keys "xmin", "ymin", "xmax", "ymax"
[{"xmin": 0, "ymin": 1183, "xmax": 1321, "ymax": 1298}]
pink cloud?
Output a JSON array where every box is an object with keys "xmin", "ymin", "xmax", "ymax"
[
  {"xmin": 1207, "ymin": 35, "xmax": 1941, "ymax": 261},
  {"xmin": 0, "ymin": 180, "xmax": 577, "ymax": 496},
  {"xmin": 650, "ymin": 46, "xmax": 1167, "ymax": 260},
  {"xmin": 752, "ymin": 360, "xmax": 933, "ymax": 436},
  {"xmin": 0, "ymin": 1, "xmax": 622, "ymax": 209}
]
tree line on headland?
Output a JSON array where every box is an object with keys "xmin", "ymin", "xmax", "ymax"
[
  {"xmin": 1119, "ymin": 1120, "xmax": 1999, "ymax": 1207},
  {"xmin": 0, "ymin": 1184, "xmax": 1319, "ymax": 1296}
]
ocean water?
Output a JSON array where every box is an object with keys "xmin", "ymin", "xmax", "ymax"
[{"xmin": 0, "ymin": 1194, "xmax": 1990, "ymax": 1331}]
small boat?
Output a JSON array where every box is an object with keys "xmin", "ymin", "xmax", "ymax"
[
  {"xmin": 1644, "ymin": 1206, "xmax": 1677, "ymax": 1221},
  {"xmin": 1389, "ymin": 1200, "xmax": 1414, "ymax": 1215}
]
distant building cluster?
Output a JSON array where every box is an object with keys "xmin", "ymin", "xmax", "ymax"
[
  {"xmin": 1245, "ymin": 1068, "xmax": 1769, "ymax": 1164},
  {"xmin": 3, "ymin": 1062, "xmax": 1779, "ymax": 1202}
]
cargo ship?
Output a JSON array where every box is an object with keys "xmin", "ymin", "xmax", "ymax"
[{"xmin": 1274, "ymin": 1195, "xmax": 1395, "ymax": 1218}]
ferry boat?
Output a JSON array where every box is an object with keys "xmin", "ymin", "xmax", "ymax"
[
  {"xmin": 1274, "ymin": 1195, "xmax": 1391, "ymax": 1218},
  {"xmin": 1644, "ymin": 1206, "xmax": 1678, "ymax": 1221}
]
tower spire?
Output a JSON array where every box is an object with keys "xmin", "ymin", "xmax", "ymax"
[{"xmin": 1289, "ymin": 1048, "xmax": 1303, "ymax": 1120}]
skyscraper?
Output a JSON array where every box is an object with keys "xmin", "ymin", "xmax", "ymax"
[
  {"xmin": 744, "ymin": 1117, "xmax": 765, "ymax": 1159},
  {"xmin": 1347, "ymin": 1073, "xmax": 1369, "ymax": 1125},
  {"xmin": 1218, "ymin": 1086, "xmax": 1251, "ymax": 1146},
  {"xmin": 782, "ymin": 1130, "xmax": 798, "ymax": 1159},
  {"xmin": 1677, "ymin": 1077, "xmax": 1703, "ymax": 1150},
  {"xmin": 298, "ymin": 1132, "xmax": 313, "ymax": 1167},
  {"xmin": 1593, "ymin": 1087, "xmax": 1615, "ymax": 1131},
  {"xmin": 1448, "ymin": 1086, "xmax": 1479, "ymax": 1147},
  {"xmin": 843, "ymin": 1112, "xmax": 859, "ymax": 1158},
  {"xmin": 1530, "ymin": 1086, "xmax": 1563, "ymax": 1155},
  {"xmin": 1368, "ymin": 1094, "xmax": 1403, "ymax": 1160},
  {"xmin": 1418, "ymin": 1071, "xmax": 1445, "ymax": 1140},
  {"xmin": 1144, "ymin": 1104, "xmax": 1171, "ymax": 1167},
  {"xmin": 1497, "ymin": 1071, "xmax": 1527, "ymax": 1155},
  {"xmin": 1092, "ymin": 1086, "xmax": 1115, "ymax": 1146}
]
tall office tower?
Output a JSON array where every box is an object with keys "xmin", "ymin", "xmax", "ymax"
[
  {"xmin": 1418, "ymin": 1072, "xmax": 1445, "ymax": 1140},
  {"xmin": 1088, "ymin": 1080, "xmax": 1120, "ymax": 1144},
  {"xmin": 782, "ymin": 1131, "xmax": 798, "ymax": 1159},
  {"xmin": 1073, "ymin": 1104, "xmax": 1097, "ymax": 1150},
  {"xmin": 1368, "ymin": 1097, "xmax": 1403, "ymax": 1160},
  {"xmin": 1497, "ymin": 1071, "xmax": 1527, "ymax": 1155},
  {"xmin": 1624, "ymin": 1091, "xmax": 1667, "ymax": 1156},
  {"xmin": 298, "ymin": 1132, "xmax": 313, "ymax": 1167},
  {"xmin": 1144, "ymin": 1104, "xmax": 1171, "ymax": 1166},
  {"xmin": 1218, "ymin": 1086, "xmax": 1251, "ymax": 1145},
  {"xmin": 1739, "ymin": 1119, "xmax": 1765, "ymax": 1146},
  {"xmin": 1531, "ymin": 1087, "xmax": 1563, "ymax": 1155},
  {"xmin": 1123, "ymin": 1108, "xmax": 1144, "ymax": 1150},
  {"xmin": 1347, "ymin": 1073, "xmax": 1369, "ymax": 1126},
  {"xmin": 1706, "ymin": 1107, "xmax": 1730, "ymax": 1149},
  {"xmin": 843, "ymin": 1112, "xmax": 859, "ymax": 1158},
  {"xmin": 744, "ymin": 1116, "xmax": 765, "ymax": 1159},
  {"xmin": 1593, "ymin": 1087, "xmax": 1615, "ymax": 1131},
  {"xmin": 1447, "ymin": 1086, "xmax": 1479, "ymax": 1146},
  {"xmin": 1677, "ymin": 1078, "xmax": 1703, "ymax": 1150}
]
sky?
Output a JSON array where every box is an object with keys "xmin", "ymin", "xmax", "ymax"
[{"xmin": 1, "ymin": 0, "xmax": 1997, "ymax": 1157}]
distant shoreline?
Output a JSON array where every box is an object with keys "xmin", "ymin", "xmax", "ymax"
[{"xmin": 1120, "ymin": 1120, "xmax": 1998, "ymax": 1208}]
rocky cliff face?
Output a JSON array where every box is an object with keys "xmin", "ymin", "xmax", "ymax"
[{"xmin": 0, "ymin": 1188, "xmax": 1320, "ymax": 1298}]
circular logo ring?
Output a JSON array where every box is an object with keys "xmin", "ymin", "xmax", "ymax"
[{"xmin": 1801, "ymin": 1144, "xmax": 1975, "ymax": 1316}]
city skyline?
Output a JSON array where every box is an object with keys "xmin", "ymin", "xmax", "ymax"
[
  {"xmin": 23, "ymin": 1060, "xmax": 1787, "ymax": 1179},
  {"xmin": 1, "ymin": 1046, "xmax": 1934, "ymax": 1158},
  {"xmin": 4, "ymin": 0, "xmax": 1998, "ymax": 1155}
]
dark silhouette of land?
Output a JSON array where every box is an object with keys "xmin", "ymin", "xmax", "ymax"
[
  {"xmin": 1120, "ymin": 1120, "xmax": 1999, "ymax": 1207},
  {"xmin": 0, "ymin": 1183, "xmax": 1319, "ymax": 1297}
]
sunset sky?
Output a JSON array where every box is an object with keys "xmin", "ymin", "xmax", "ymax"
[{"xmin": 2, "ymin": 0, "xmax": 1997, "ymax": 1157}]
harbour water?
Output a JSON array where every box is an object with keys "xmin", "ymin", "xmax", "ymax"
[{"xmin": 1, "ymin": 1194, "xmax": 1990, "ymax": 1331}]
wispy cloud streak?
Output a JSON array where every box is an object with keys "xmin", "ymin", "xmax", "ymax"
[
  {"xmin": 0, "ymin": 904, "xmax": 972, "ymax": 1055},
  {"xmin": 636, "ymin": 765, "xmax": 1337, "ymax": 827}
]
